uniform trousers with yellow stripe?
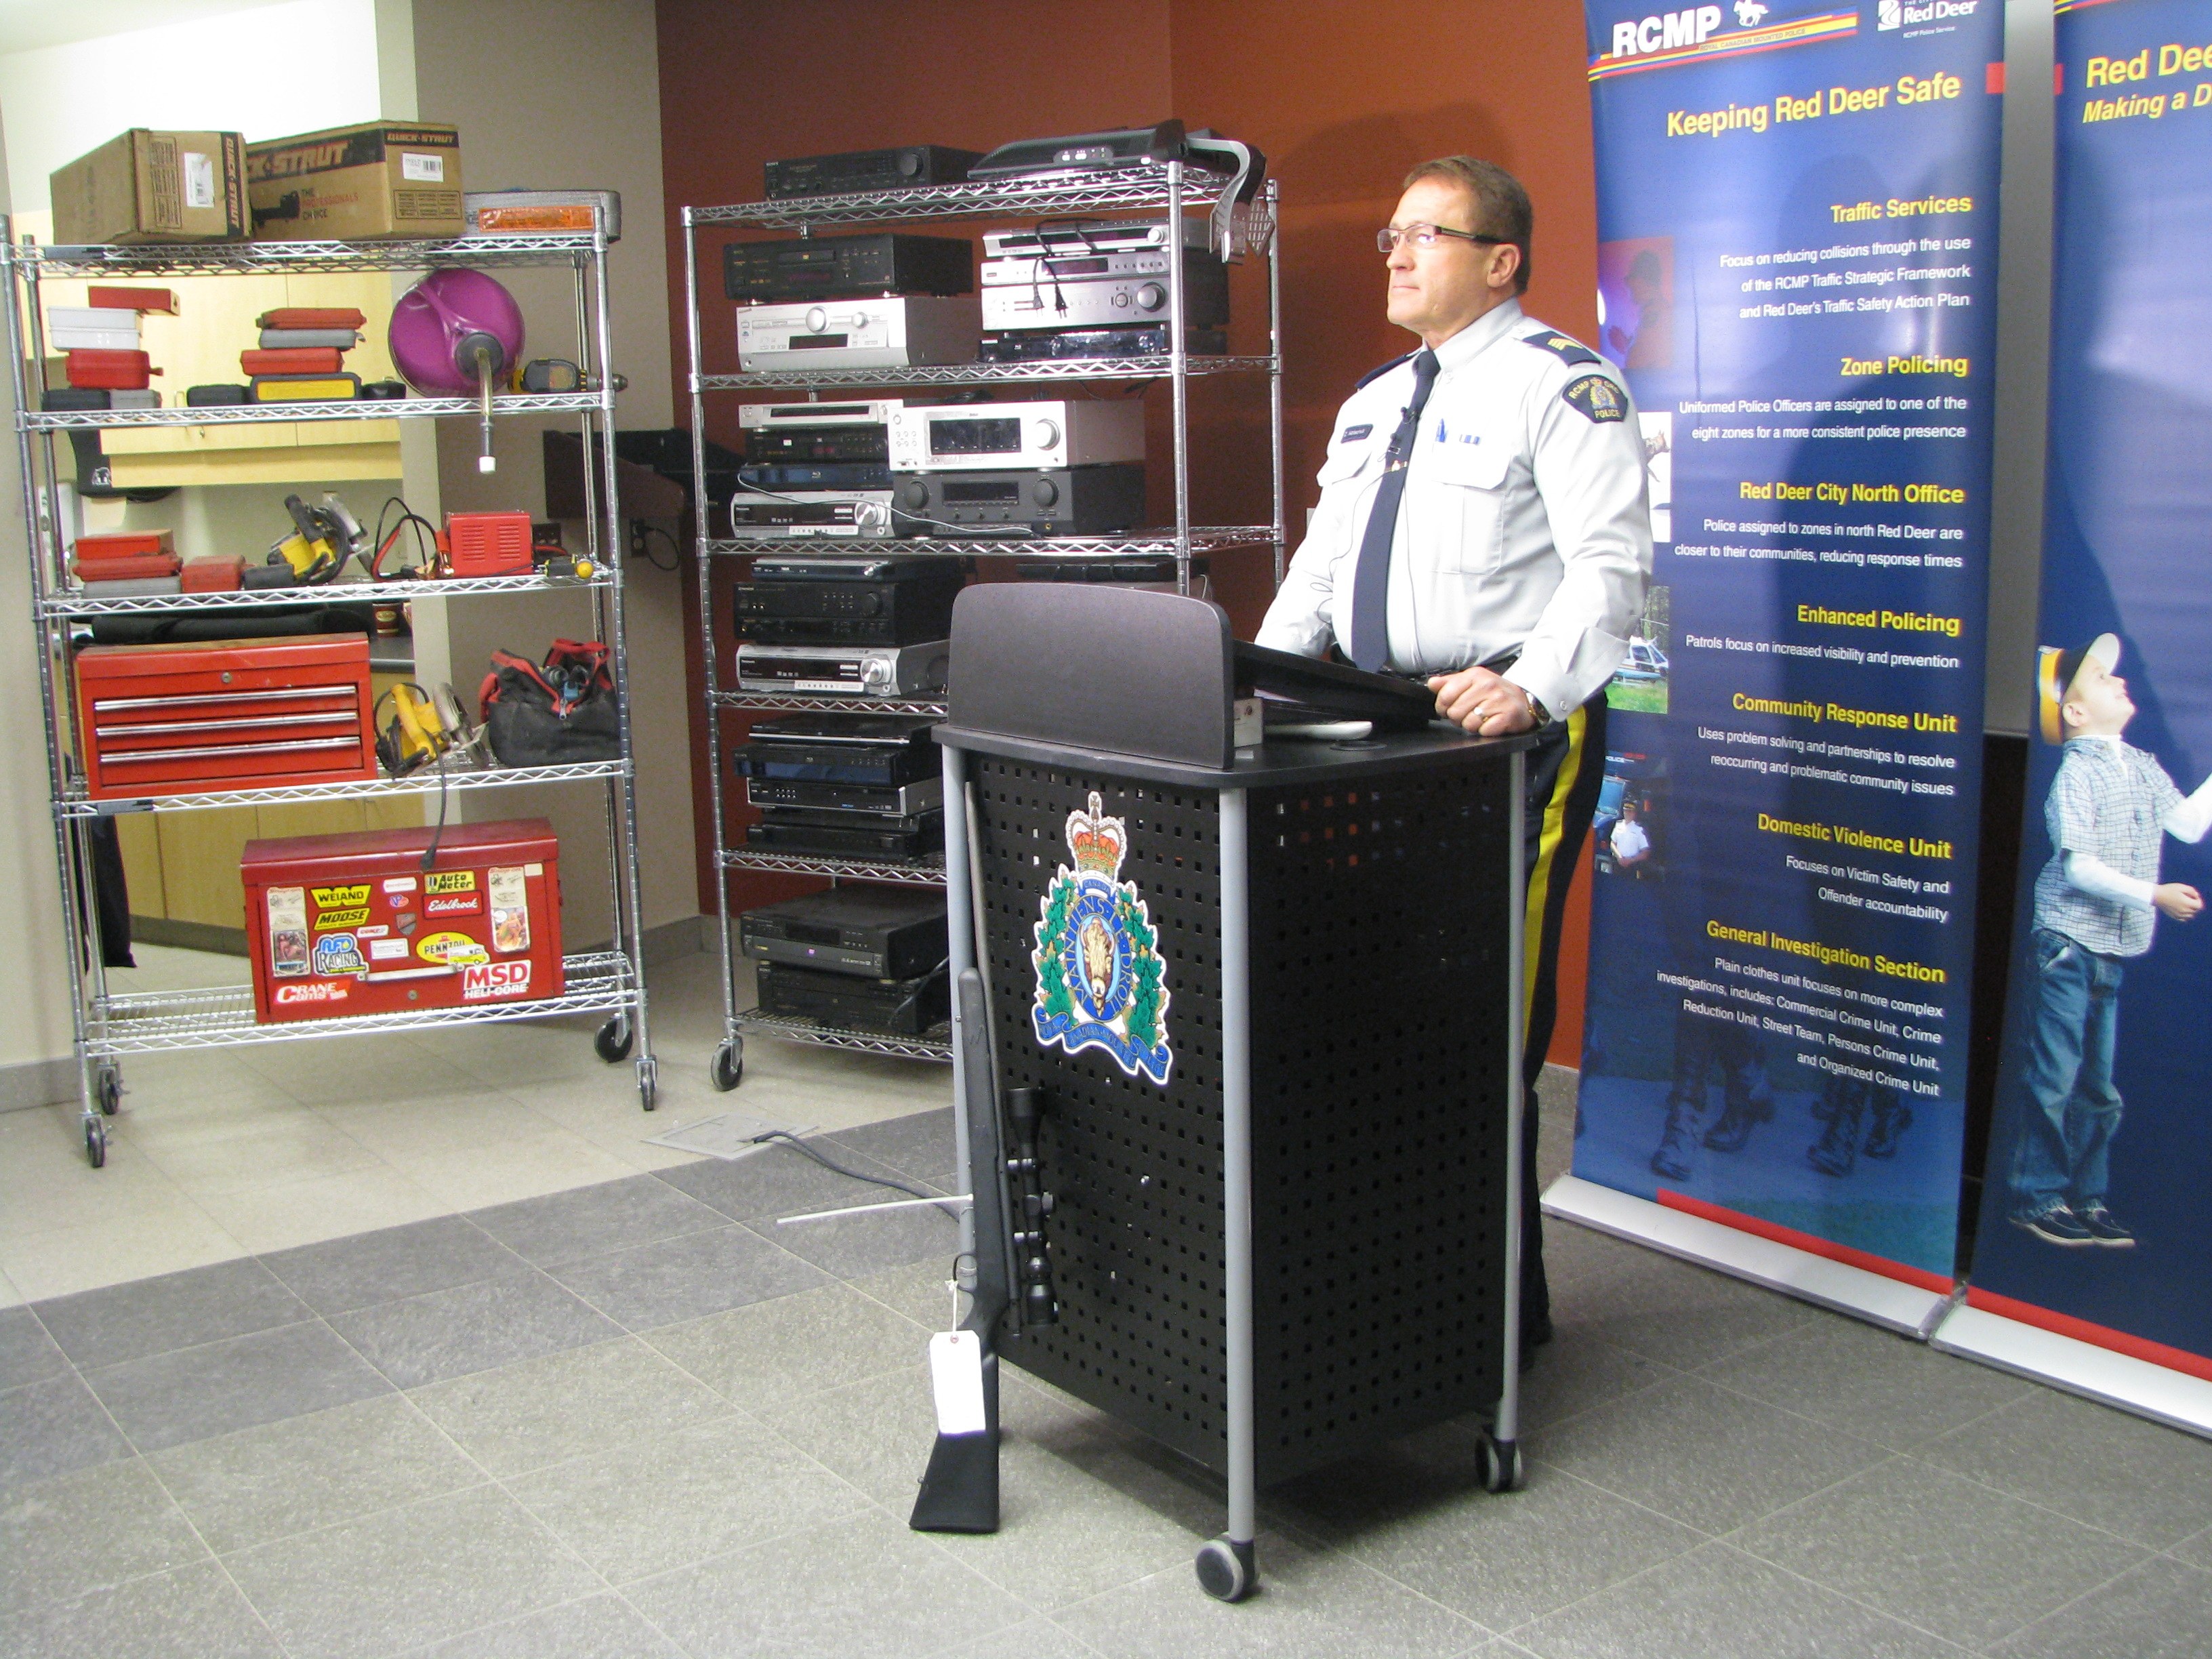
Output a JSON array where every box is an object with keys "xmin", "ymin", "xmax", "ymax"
[{"xmin": 1513, "ymin": 691, "xmax": 1607, "ymax": 1344}]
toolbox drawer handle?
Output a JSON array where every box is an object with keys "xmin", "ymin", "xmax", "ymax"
[
  {"xmin": 95, "ymin": 712, "xmax": 361, "ymax": 739},
  {"xmin": 91, "ymin": 684, "xmax": 360, "ymax": 712},
  {"xmin": 102, "ymin": 736, "xmax": 362, "ymax": 764}
]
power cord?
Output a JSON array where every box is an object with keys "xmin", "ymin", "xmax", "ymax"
[
  {"xmin": 630, "ymin": 520, "xmax": 682, "ymax": 572},
  {"xmin": 745, "ymin": 1128, "xmax": 959, "ymax": 1212}
]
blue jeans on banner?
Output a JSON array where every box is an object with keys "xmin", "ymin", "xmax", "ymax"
[{"xmin": 2007, "ymin": 928, "xmax": 2126, "ymax": 1221}]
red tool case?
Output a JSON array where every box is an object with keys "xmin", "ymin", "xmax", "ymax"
[
  {"xmin": 73, "ymin": 634, "xmax": 375, "ymax": 799},
  {"xmin": 241, "ymin": 819, "xmax": 564, "ymax": 1023}
]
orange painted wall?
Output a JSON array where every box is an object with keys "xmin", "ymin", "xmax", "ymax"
[{"xmin": 655, "ymin": 0, "xmax": 1602, "ymax": 1065}]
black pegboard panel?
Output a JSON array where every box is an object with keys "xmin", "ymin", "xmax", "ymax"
[
  {"xmin": 969, "ymin": 757, "xmax": 1230, "ymax": 1471},
  {"xmin": 965, "ymin": 749, "xmax": 1519, "ymax": 1486},
  {"xmin": 1246, "ymin": 763, "xmax": 1516, "ymax": 1483}
]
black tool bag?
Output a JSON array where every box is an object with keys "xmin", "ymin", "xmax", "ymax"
[{"xmin": 477, "ymin": 638, "xmax": 623, "ymax": 766}]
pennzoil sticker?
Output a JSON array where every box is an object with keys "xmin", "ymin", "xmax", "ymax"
[
  {"xmin": 1031, "ymin": 792, "xmax": 1172, "ymax": 1086},
  {"xmin": 1562, "ymin": 373, "xmax": 1627, "ymax": 423},
  {"xmin": 416, "ymin": 930, "xmax": 489, "ymax": 967}
]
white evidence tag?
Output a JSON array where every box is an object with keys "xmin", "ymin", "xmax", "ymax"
[{"xmin": 927, "ymin": 1329, "xmax": 987, "ymax": 1435}]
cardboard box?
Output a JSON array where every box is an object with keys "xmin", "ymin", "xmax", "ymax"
[
  {"xmin": 50, "ymin": 129, "xmax": 247, "ymax": 245},
  {"xmin": 247, "ymin": 123, "xmax": 464, "ymax": 241}
]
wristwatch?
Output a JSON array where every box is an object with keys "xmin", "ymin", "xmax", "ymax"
[{"xmin": 1520, "ymin": 687, "xmax": 1553, "ymax": 728}]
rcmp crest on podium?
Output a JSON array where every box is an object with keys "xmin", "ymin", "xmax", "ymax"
[{"xmin": 1031, "ymin": 792, "xmax": 1172, "ymax": 1086}]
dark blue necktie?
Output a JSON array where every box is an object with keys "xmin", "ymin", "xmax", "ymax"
[{"xmin": 1346, "ymin": 348, "xmax": 1441, "ymax": 672}]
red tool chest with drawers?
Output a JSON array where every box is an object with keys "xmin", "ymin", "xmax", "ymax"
[
  {"xmin": 241, "ymin": 819, "xmax": 564, "ymax": 1023},
  {"xmin": 73, "ymin": 634, "xmax": 375, "ymax": 798}
]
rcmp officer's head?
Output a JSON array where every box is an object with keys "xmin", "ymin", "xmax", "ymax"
[{"xmin": 1382, "ymin": 157, "xmax": 1533, "ymax": 347}]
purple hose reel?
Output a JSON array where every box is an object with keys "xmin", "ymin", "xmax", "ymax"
[{"xmin": 389, "ymin": 268, "xmax": 525, "ymax": 473}]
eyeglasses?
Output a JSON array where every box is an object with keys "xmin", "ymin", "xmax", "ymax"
[{"xmin": 1377, "ymin": 223, "xmax": 1503, "ymax": 253}]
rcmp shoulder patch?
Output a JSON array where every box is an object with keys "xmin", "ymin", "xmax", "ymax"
[
  {"xmin": 1562, "ymin": 373, "xmax": 1628, "ymax": 424},
  {"xmin": 1524, "ymin": 331, "xmax": 1603, "ymax": 367},
  {"xmin": 1353, "ymin": 351, "xmax": 1414, "ymax": 390}
]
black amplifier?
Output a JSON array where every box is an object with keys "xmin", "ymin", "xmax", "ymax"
[
  {"xmin": 746, "ymin": 775, "xmax": 945, "ymax": 817},
  {"xmin": 1016, "ymin": 556, "xmax": 1209, "ymax": 583},
  {"xmin": 733, "ymin": 714, "xmax": 939, "ymax": 786},
  {"xmin": 724, "ymin": 233, "xmax": 974, "ymax": 302},
  {"xmin": 764, "ymin": 145, "xmax": 982, "ymax": 200},
  {"xmin": 737, "ymin": 463, "xmax": 893, "ymax": 492},
  {"xmin": 756, "ymin": 960, "xmax": 950, "ymax": 1036},
  {"xmin": 743, "ymin": 426, "xmax": 889, "ymax": 465},
  {"xmin": 747, "ymin": 814, "xmax": 945, "ymax": 860},
  {"xmin": 757, "ymin": 803, "xmax": 940, "ymax": 834},
  {"xmin": 733, "ymin": 567, "xmax": 964, "ymax": 646},
  {"xmin": 979, "ymin": 325, "xmax": 1227, "ymax": 363},
  {"xmin": 740, "ymin": 887, "xmax": 947, "ymax": 980},
  {"xmin": 892, "ymin": 464, "xmax": 1147, "ymax": 538}
]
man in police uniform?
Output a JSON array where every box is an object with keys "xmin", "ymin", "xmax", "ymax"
[{"xmin": 1258, "ymin": 157, "xmax": 1652, "ymax": 1348}]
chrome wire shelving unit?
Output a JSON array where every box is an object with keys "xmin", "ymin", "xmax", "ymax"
[
  {"xmin": 4, "ymin": 222, "xmax": 659, "ymax": 1164},
  {"xmin": 679, "ymin": 160, "xmax": 1286, "ymax": 1090}
]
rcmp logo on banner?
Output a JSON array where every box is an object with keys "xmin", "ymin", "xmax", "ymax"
[{"xmin": 1031, "ymin": 792, "xmax": 1172, "ymax": 1086}]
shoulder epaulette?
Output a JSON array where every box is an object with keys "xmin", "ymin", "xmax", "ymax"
[
  {"xmin": 1353, "ymin": 351, "xmax": 1415, "ymax": 390},
  {"xmin": 1523, "ymin": 330, "xmax": 1603, "ymax": 368}
]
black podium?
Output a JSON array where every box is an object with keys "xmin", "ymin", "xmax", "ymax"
[{"xmin": 926, "ymin": 583, "xmax": 1532, "ymax": 1600}]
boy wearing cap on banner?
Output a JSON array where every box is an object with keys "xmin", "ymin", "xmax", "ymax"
[{"xmin": 2009, "ymin": 634, "xmax": 2212, "ymax": 1247}]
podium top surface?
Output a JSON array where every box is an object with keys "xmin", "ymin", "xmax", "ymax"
[
  {"xmin": 934, "ymin": 717, "xmax": 1532, "ymax": 789},
  {"xmin": 938, "ymin": 582, "xmax": 1534, "ymax": 781}
]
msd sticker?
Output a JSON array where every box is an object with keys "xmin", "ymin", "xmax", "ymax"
[
  {"xmin": 462, "ymin": 960, "xmax": 532, "ymax": 1000},
  {"xmin": 275, "ymin": 981, "xmax": 349, "ymax": 1007}
]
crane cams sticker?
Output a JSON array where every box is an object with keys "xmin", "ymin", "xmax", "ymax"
[{"xmin": 1031, "ymin": 792, "xmax": 1172, "ymax": 1086}]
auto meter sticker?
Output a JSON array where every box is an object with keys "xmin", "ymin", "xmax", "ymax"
[
  {"xmin": 426, "ymin": 870, "xmax": 477, "ymax": 895},
  {"xmin": 312, "ymin": 934, "xmax": 367, "ymax": 977},
  {"xmin": 268, "ymin": 886, "xmax": 308, "ymax": 978},
  {"xmin": 489, "ymin": 867, "xmax": 530, "ymax": 953},
  {"xmin": 415, "ymin": 930, "xmax": 489, "ymax": 967}
]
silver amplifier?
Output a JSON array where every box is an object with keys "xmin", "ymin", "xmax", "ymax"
[
  {"xmin": 738, "ymin": 399, "xmax": 900, "ymax": 432},
  {"xmin": 727, "ymin": 490, "xmax": 893, "ymax": 539},
  {"xmin": 735, "ymin": 638, "xmax": 950, "ymax": 697},
  {"xmin": 736, "ymin": 297, "xmax": 981, "ymax": 371},
  {"xmin": 979, "ymin": 260, "xmax": 1227, "ymax": 331},
  {"xmin": 981, "ymin": 247, "xmax": 1187, "ymax": 286},
  {"xmin": 888, "ymin": 399, "xmax": 1146, "ymax": 472},
  {"xmin": 981, "ymin": 218, "xmax": 1210, "ymax": 259}
]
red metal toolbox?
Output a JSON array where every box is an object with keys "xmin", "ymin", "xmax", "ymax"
[
  {"xmin": 64, "ymin": 348, "xmax": 154, "ymax": 390},
  {"xmin": 241, "ymin": 819, "xmax": 564, "ymax": 1023},
  {"xmin": 75, "ymin": 529, "xmax": 173, "ymax": 562},
  {"xmin": 73, "ymin": 634, "xmax": 375, "ymax": 799}
]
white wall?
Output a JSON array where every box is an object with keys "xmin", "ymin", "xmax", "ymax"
[{"xmin": 411, "ymin": 0, "xmax": 693, "ymax": 945}]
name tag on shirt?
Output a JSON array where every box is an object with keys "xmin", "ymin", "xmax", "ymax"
[{"xmin": 1339, "ymin": 423, "xmax": 1373, "ymax": 444}]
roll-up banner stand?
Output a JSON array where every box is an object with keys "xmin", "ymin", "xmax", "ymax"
[
  {"xmin": 1932, "ymin": 0, "xmax": 2212, "ymax": 1437},
  {"xmin": 1547, "ymin": 0, "xmax": 2005, "ymax": 1334}
]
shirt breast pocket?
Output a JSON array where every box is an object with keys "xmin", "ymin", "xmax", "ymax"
[{"xmin": 1427, "ymin": 435, "xmax": 1513, "ymax": 576}]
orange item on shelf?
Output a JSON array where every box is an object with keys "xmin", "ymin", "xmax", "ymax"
[
  {"xmin": 75, "ymin": 530, "xmax": 175, "ymax": 562},
  {"xmin": 87, "ymin": 286, "xmax": 178, "ymax": 314}
]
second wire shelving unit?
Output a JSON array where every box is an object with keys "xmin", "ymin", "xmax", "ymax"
[
  {"xmin": 4, "ymin": 225, "xmax": 659, "ymax": 1164},
  {"xmin": 681, "ymin": 162, "xmax": 1285, "ymax": 1090}
]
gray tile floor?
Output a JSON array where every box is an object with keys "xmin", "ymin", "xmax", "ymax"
[{"xmin": 5, "ymin": 1082, "xmax": 2212, "ymax": 1658}]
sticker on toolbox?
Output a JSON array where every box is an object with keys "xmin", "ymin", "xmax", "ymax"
[
  {"xmin": 382, "ymin": 877, "xmax": 417, "ymax": 893},
  {"xmin": 424, "ymin": 893, "xmax": 482, "ymax": 918},
  {"xmin": 314, "ymin": 884, "xmax": 369, "ymax": 911},
  {"xmin": 357, "ymin": 924, "xmax": 388, "ymax": 938},
  {"xmin": 462, "ymin": 960, "xmax": 532, "ymax": 1000},
  {"xmin": 415, "ymin": 930, "xmax": 488, "ymax": 967},
  {"xmin": 426, "ymin": 871, "xmax": 476, "ymax": 895},
  {"xmin": 368, "ymin": 937, "xmax": 410, "ymax": 961},
  {"xmin": 312, "ymin": 934, "xmax": 367, "ymax": 977},
  {"xmin": 268, "ymin": 886, "xmax": 308, "ymax": 977},
  {"xmin": 315, "ymin": 908, "xmax": 370, "ymax": 930},
  {"xmin": 276, "ymin": 981, "xmax": 348, "ymax": 1006},
  {"xmin": 489, "ymin": 866, "xmax": 530, "ymax": 953}
]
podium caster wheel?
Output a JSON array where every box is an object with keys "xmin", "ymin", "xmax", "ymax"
[
  {"xmin": 1477, "ymin": 1431, "xmax": 1523, "ymax": 1493},
  {"xmin": 594, "ymin": 1018, "xmax": 634, "ymax": 1065},
  {"xmin": 85, "ymin": 1117, "xmax": 106, "ymax": 1170},
  {"xmin": 637, "ymin": 1058, "xmax": 658, "ymax": 1113},
  {"xmin": 1195, "ymin": 1536, "xmax": 1254, "ymax": 1602},
  {"xmin": 95, "ymin": 1067, "xmax": 121, "ymax": 1117},
  {"xmin": 711, "ymin": 1038, "xmax": 743, "ymax": 1092}
]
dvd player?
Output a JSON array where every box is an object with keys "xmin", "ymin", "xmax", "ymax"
[
  {"xmin": 756, "ymin": 959, "xmax": 950, "ymax": 1035},
  {"xmin": 746, "ymin": 817, "xmax": 944, "ymax": 860},
  {"xmin": 745, "ymin": 775, "xmax": 944, "ymax": 816},
  {"xmin": 740, "ymin": 887, "xmax": 947, "ymax": 980}
]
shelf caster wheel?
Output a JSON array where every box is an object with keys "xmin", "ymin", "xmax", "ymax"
[
  {"xmin": 85, "ymin": 1116, "xmax": 106, "ymax": 1170},
  {"xmin": 95, "ymin": 1067, "xmax": 121, "ymax": 1117},
  {"xmin": 1195, "ymin": 1536, "xmax": 1254, "ymax": 1603},
  {"xmin": 594, "ymin": 1017, "xmax": 634, "ymax": 1065},
  {"xmin": 711, "ymin": 1038, "xmax": 743, "ymax": 1092},
  {"xmin": 636, "ymin": 1057, "xmax": 658, "ymax": 1113},
  {"xmin": 1477, "ymin": 1431, "xmax": 1523, "ymax": 1494}
]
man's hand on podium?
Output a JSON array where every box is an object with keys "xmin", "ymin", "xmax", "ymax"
[{"xmin": 1428, "ymin": 665, "xmax": 1538, "ymax": 737}]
